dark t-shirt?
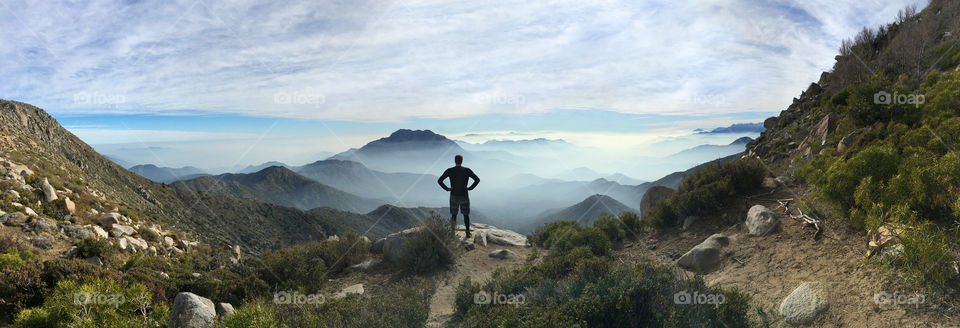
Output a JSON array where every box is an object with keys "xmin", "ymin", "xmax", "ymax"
[{"xmin": 438, "ymin": 166, "xmax": 479, "ymax": 197}]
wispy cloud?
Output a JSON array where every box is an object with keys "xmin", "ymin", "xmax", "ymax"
[{"xmin": 0, "ymin": 0, "xmax": 927, "ymax": 121}]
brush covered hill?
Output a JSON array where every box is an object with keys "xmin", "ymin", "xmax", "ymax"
[
  {"xmin": 0, "ymin": 100, "xmax": 397, "ymax": 251},
  {"xmin": 173, "ymin": 165, "xmax": 385, "ymax": 213}
]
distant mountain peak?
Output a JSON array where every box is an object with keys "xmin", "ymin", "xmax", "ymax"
[
  {"xmin": 729, "ymin": 136, "xmax": 753, "ymax": 145},
  {"xmin": 696, "ymin": 122, "xmax": 765, "ymax": 134},
  {"xmin": 383, "ymin": 129, "xmax": 448, "ymax": 142}
]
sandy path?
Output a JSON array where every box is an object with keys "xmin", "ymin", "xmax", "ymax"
[
  {"xmin": 618, "ymin": 187, "xmax": 957, "ymax": 327},
  {"xmin": 426, "ymin": 243, "xmax": 529, "ymax": 327}
]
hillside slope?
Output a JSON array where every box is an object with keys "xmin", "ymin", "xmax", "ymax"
[
  {"xmin": 0, "ymin": 100, "xmax": 386, "ymax": 251},
  {"xmin": 174, "ymin": 166, "xmax": 384, "ymax": 213}
]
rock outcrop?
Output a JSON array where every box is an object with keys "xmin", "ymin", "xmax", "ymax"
[
  {"xmin": 639, "ymin": 186, "xmax": 675, "ymax": 219},
  {"xmin": 779, "ymin": 282, "xmax": 829, "ymax": 325},
  {"xmin": 745, "ymin": 205, "xmax": 778, "ymax": 236},
  {"xmin": 677, "ymin": 234, "xmax": 730, "ymax": 273},
  {"xmin": 169, "ymin": 292, "xmax": 217, "ymax": 328}
]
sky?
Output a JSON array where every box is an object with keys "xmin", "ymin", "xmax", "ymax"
[{"xmin": 0, "ymin": 0, "xmax": 929, "ymax": 168}]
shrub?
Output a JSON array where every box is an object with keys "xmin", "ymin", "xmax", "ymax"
[
  {"xmin": 12, "ymin": 278, "xmax": 168, "ymax": 328},
  {"xmin": 593, "ymin": 212, "xmax": 626, "ymax": 243},
  {"xmin": 138, "ymin": 227, "xmax": 161, "ymax": 243},
  {"xmin": 618, "ymin": 212, "xmax": 643, "ymax": 237},
  {"xmin": 220, "ymin": 302, "xmax": 282, "ymax": 328},
  {"xmin": 76, "ymin": 238, "xmax": 111, "ymax": 259},
  {"xmin": 396, "ymin": 214, "xmax": 459, "ymax": 275},
  {"xmin": 260, "ymin": 231, "xmax": 369, "ymax": 292},
  {"xmin": 0, "ymin": 248, "xmax": 38, "ymax": 271},
  {"xmin": 645, "ymin": 158, "xmax": 766, "ymax": 228},
  {"xmin": 454, "ymin": 253, "xmax": 753, "ymax": 327}
]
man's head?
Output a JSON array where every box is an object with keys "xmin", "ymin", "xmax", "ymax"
[{"xmin": 454, "ymin": 155, "xmax": 463, "ymax": 166}]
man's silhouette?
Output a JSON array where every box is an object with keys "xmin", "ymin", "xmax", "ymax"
[{"xmin": 438, "ymin": 155, "xmax": 479, "ymax": 237}]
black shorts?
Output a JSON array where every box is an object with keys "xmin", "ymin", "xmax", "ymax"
[{"xmin": 450, "ymin": 195, "xmax": 470, "ymax": 215}]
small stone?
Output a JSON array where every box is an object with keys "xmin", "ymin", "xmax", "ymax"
[
  {"xmin": 64, "ymin": 197, "xmax": 76, "ymax": 214},
  {"xmin": 333, "ymin": 284, "xmax": 364, "ymax": 299},
  {"xmin": 488, "ymin": 249, "xmax": 519, "ymax": 260},
  {"xmin": 85, "ymin": 256, "xmax": 103, "ymax": 266},
  {"xmin": 780, "ymin": 282, "xmax": 829, "ymax": 325},
  {"xmin": 215, "ymin": 303, "xmax": 235, "ymax": 318}
]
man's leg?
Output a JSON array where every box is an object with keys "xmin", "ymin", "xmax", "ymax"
[
  {"xmin": 462, "ymin": 201, "xmax": 471, "ymax": 237},
  {"xmin": 450, "ymin": 200, "xmax": 459, "ymax": 232}
]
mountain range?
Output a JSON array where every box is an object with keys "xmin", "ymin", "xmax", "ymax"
[{"xmin": 172, "ymin": 166, "xmax": 384, "ymax": 213}]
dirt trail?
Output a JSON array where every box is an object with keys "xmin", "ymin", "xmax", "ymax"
[
  {"xmin": 426, "ymin": 243, "xmax": 529, "ymax": 327},
  {"xmin": 618, "ymin": 186, "xmax": 957, "ymax": 327}
]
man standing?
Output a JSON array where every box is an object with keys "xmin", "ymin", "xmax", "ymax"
[{"xmin": 438, "ymin": 155, "xmax": 480, "ymax": 237}]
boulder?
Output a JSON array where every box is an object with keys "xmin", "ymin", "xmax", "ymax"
[
  {"xmin": 64, "ymin": 246, "xmax": 79, "ymax": 258},
  {"xmin": 126, "ymin": 236, "xmax": 148, "ymax": 250},
  {"xmin": 4, "ymin": 190, "xmax": 19, "ymax": 199},
  {"xmin": 118, "ymin": 237, "xmax": 132, "ymax": 252},
  {"xmin": 63, "ymin": 197, "xmax": 76, "ymax": 214},
  {"xmin": 91, "ymin": 225, "xmax": 109, "ymax": 239},
  {"xmin": 746, "ymin": 205, "xmax": 778, "ymax": 236},
  {"xmin": 2, "ymin": 212, "xmax": 28, "ymax": 226},
  {"xmin": 677, "ymin": 234, "xmax": 730, "ymax": 273},
  {"xmin": 488, "ymin": 249, "xmax": 519, "ymax": 260},
  {"xmin": 163, "ymin": 236, "xmax": 176, "ymax": 247},
  {"xmin": 100, "ymin": 212, "xmax": 121, "ymax": 226},
  {"xmin": 371, "ymin": 238, "xmax": 385, "ymax": 254},
  {"xmin": 639, "ymin": 186, "xmax": 675, "ymax": 219},
  {"xmin": 779, "ymin": 282, "xmax": 829, "ymax": 325},
  {"xmin": 798, "ymin": 112, "xmax": 839, "ymax": 157},
  {"xmin": 147, "ymin": 246, "xmax": 158, "ymax": 256},
  {"xmin": 111, "ymin": 224, "xmax": 135, "ymax": 237},
  {"xmin": 215, "ymin": 303, "xmax": 235, "ymax": 318},
  {"xmin": 85, "ymin": 256, "xmax": 103, "ymax": 266},
  {"xmin": 62, "ymin": 224, "xmax": 95, "ymax": 239},
  {"xmin": 473, "ymin": 230, "xmax": 488, "ymax": 246},
  {"xmin": 333, "ymin": 283, "xmax": 365, "ymax": 300},
  {"xmin": 168, "ymin": 292, "xmax": 216, "ymax": 328},
  {"xmin": 28, "ymin": 217, "xmax": 57, "ymax": 232},
  {"xmin": 327, "ymin": 235, "xmax": 340, "ymax": 241},
  {"xmin": 41, "ymin": 178, "xmax": 57, "ymax": 202},
  {"xmin": 381, "ymin": 227, "xmax": 423, "ymax": 262},
  {"xmin": 31, "ymin": 234, "xmax": 55, "ymax": 249},
  {"xmin": 484, "ymin": 229, "xmax": 527, "ymax": 247},
  {"xmin": 23, "ymin": 207, "xmax": 38, "ymax": 217}
]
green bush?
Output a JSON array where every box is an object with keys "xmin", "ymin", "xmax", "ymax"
[
  {"xmin": 76, "ymin": 238, "xmax": 111, "ymax": 259},
  {"xmin": 593, "ymin": 212, "xmax": 626, "ymax": 243},
  {"xmin": 260, "ymin": 231, "xmax": 370, "ymax": 292},
  {"xmin": 618, "ymin": 212, "xmax": 643, "ymax": 237},
  {"xmin": 645, "ymin": 158, "xmax": 766, "ymax": 228},
  {"xmin": 454, "ymin": 251, "xmax": 753, "ymax": 327},
  {"xmin": 396, "ymin": 214, "xmax": 459, "ymax": 275},
  {"xmin": 0, "ymin": 247, "xmax": 39, "ymax": 271},
  {"xmin": 12, "ymin": 278, "xmax": 168, "ymax": 328},
  {"xmin": 138, "ymin": 227, "xmax": 161, "ymax": 243},
  {"xmin": 219, "ymin": 302, "xmax": 282, "ymax": 328}
]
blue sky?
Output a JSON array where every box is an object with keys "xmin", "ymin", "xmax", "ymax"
[{"xmin": 0, "ymin": 0, "xmax": 928, "ymax": 167}]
